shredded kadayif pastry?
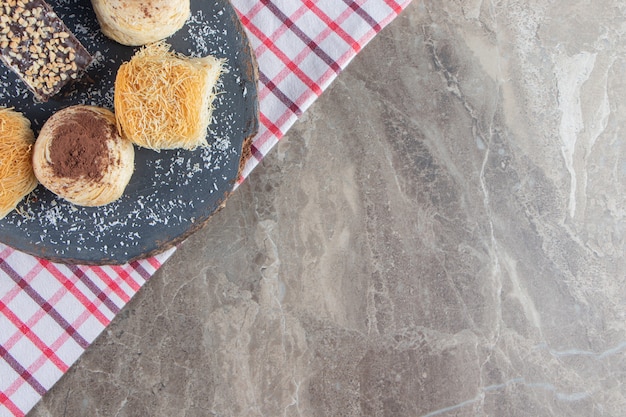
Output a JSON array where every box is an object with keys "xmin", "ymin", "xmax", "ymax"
[
  {"xmin": 0, "ymin": 107, "xmax": 38, "ymax": 219},
  {"xmin": 114, "ymin": 41, "xmax": 225, "ymax": 150}
]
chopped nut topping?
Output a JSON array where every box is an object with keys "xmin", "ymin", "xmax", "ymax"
[{"xmin": 0, "ymin": 0, "xmax": 93, "ymax": 101}]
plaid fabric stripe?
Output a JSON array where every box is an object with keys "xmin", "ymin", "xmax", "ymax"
[
  {"xmin": 234, "ymin": 0, "xmax": 410, "ymax": 181},
  {"xmin": 0, "ymin": 1, "xmax": 410, "ymax": 415},
  {"xmin": 0, "ymin": 247, "xmax": 174, "ymax": 417}
]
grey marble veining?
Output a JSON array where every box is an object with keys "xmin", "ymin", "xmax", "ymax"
[{"xmin": 31, "ymin": 1, "xmax": 625, "ymax": 416}]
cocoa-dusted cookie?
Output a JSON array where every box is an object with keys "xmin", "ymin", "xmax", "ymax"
[{"xmin": 32, "ymin": 105, "xmax": 134, "ymax": 206}]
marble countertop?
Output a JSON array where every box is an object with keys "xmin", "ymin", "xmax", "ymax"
[{"xmin": 30, "ymin": 1, "xmax": 625, "ymax": 416}]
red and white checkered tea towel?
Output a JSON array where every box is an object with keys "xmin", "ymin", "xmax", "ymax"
[{"xmin": 0, "ymin": 1, "xmax": 411, "ymax": 415}]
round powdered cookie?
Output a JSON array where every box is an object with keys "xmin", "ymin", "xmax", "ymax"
[
  {"xmin": 91, "ymin": 0, "xmax": 190, "ymax": 46},
  {"xmin": 0, "ymin": 108, "xmax": 38, "ymax": 219},
  {"xmin": 32, "ymin": 105, "xmax": 135, "ymax": 206}
]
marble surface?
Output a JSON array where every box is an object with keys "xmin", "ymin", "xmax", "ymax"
[{"xmin": 30, "ymin": 1, "xmax": 626, "ymax": 416}]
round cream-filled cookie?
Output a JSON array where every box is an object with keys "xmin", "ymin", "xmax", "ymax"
[
  {"xmin": 33, "ymin": 105, "xmax": 134, "ymax": 206},
  {"xmin": 91, "ymin": 0, "xmax": 190, "ymax": 46}
]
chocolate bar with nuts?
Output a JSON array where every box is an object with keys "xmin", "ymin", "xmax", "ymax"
[{"xmin": 0, "ymin": 0, "xmax": 93, "ymax": 102}]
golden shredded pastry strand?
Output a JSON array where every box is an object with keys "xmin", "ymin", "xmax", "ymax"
[{"xmin": 0, "ymin": 107, "xmax": 38, "ymax": 219}]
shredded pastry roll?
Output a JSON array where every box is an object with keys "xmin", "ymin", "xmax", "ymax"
[
  {"xmin": 0, "ymin": 108, "xmax": 38, "ymax": 219},
  {"xmin": 114, "ymin": 41, "xmax": 225, "ymax": 151}
]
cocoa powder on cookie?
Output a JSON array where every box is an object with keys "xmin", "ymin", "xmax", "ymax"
[{"xmin": 48, "ymin": 108, "xmax": 115, "ymax": 181}]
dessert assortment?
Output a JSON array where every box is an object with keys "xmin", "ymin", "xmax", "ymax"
[
  {"xmin": 0, "ymin": 0, "xmax": 258, "ymax": 264},
  {"xmin": 0, "ymin": 1, "xmax": 223, "ymax": 213}
]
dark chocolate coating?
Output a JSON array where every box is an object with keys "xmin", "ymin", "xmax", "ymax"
[{"xmin": 0, "ymin": 0, "xmax": 93, "ymax": 101}]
